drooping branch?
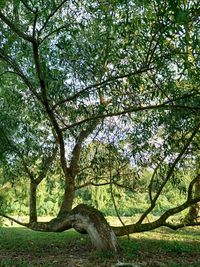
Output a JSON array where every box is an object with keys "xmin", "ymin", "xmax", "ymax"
[{"xmin": 136, "ymin": 123, "xmax": 200, "ymax": 224}]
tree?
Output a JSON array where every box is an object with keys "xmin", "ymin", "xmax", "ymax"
[{"xmin": 0, "ymin": 0, "xmax": 199, "ymax": 252}]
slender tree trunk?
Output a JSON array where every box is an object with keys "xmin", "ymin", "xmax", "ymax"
[{"xmin": 29, "ymin": 180, "xmax": 38, "ymax": 223}]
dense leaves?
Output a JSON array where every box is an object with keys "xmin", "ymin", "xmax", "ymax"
[{"xmin": 0, "ymin": 0, "xmax": 199, "ymax": 229}]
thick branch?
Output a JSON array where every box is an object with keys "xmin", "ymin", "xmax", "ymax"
[
  {"xmin": 163, "ymin": 220, "xmax": 200, "ymax": 230},
  {"xmin": 113, "ymin": 195, "xmax": 200, "ymax": 236}
]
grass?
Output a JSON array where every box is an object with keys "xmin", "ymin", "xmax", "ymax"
[{"xmin": 0, "ymin": 226, "xmax": 200, "ymax": 266}]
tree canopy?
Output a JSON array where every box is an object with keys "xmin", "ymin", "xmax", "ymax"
[{"xmin": 0, "ymin": 0, "xmax": 199, "ymax": 252}]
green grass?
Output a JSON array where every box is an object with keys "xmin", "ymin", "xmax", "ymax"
[{"xmin": 0, "ymin": 226, "xmax": 200, "ymax": 266}]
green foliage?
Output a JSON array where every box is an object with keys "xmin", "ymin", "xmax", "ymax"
[{"xmin": 0, "ymin": 0, "xmax": 199, "ymax": 224}]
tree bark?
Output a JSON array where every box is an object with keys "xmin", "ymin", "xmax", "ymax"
[
  {"xmin": 29, "ymin": 180, "xmax": 38, "ymax": 223},
  {"xmin": 29, "ymin": 204, "xmax": 120, "ymax": 252},
  {"xmin": 58, "ymin": 175, "xmax": 75, "ymax": 215}
]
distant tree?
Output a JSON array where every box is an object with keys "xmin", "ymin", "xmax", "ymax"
[{"xmin": 0, "ymin": 0, "xmax": 199, "ymax": 252}]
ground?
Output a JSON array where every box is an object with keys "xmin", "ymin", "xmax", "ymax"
[{"xmin": 0, "ymin": 224, "xmax": 200, "ymax": 267}]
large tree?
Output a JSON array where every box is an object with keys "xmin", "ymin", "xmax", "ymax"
[{"xmin": 0, "ymin": 0, "xmax": 199, "ymax": 252}]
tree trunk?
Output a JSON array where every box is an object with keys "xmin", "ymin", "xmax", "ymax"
[
  {"xmin": 58, "ymin": 176, "xmax": 75, "ymax": 215},
  {"xmin": 29, "ymin": 204, "xmax": 120, "ymax": 252},
  {"xmin": 29, "ymin": 180, "xmax": 38, "ymax": 223}
]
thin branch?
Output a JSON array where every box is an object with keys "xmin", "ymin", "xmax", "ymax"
[
  {"xmin": 164, "ymin": 91, "xmax": 200, "ymax": 105},
  {"xmin": 0, "ymin": 11, "xmax": 34, "ymax": 42},
  {"xmin": 21, "ymin": 156, "xmax": 35, "ymax": 181},
  {"xmin": 108, "ymin": 146, "xmax": 128, "ymax": 235},
  {"xmin": 31, "ymin": 38, "xmax": 69, "ymax": 186},
  {"xmin": 38, "ymin": 0, "xmax": 68, "ymax": 34},
  {"xmin": 35, "ymin": 146, "xmax": 58, "ymax": 184},
  {"xmin": 0, "ymin": 213, "xmax": 28, "ymax": 227},
  {"xmin": 75, "ymin": 180, "xmax": 137, "ymax": 191},
  {"xmin": 52, "ymin": 66, "xmax": 153, "ymax": 110},
  {"xmin": 188, "ymin": 173, "xmax": 200, "ymax": 201},
  {"xmin": 0, "ymin": 48, "xmax": 40, "ymax": 100},
  {"xmin": 21, "ymin": 0, "xmax": 37, "ymax": 14},
  {"xmin": 40, "ymin": 25, "xmax": 67, "ymax": 44},
  {"xmin": 32, "ymin": 11, "xmax": 38, "ymax": 39},
  {"xmin": 151, "ymin": 77, "xmax": 174, "ymax": 104},
  {"xmin": 148, "ymin": 156, "xmax": 167, "ymax": 203},
  {"xmin": 61, "ymin": 103, "xmax": 200, "ymax": 131},
  {"xmin": 136, "ymin": 123, "xmax": 200, "ymax": 224}
]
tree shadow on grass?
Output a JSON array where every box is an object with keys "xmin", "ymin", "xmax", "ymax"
[{"xmin": 0, "ymin": 227, "xmax": 200, "ymax": 266}]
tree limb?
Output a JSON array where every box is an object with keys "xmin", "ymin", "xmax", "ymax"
[
  {"xmin": 0, "ymin": 48, "xmax": 40, "ymax": 100},
  {"xmin": 61, "ymin": 104, "xmax": 200, "ymax": 131},
  {"xmin": 52, "ymin": 66, "xmax": 153, "ymax": 110},
  {"xmin": 35, "ymin": 145, "xmax": 58, "ymax": 184},
  {"xmin": 0, "ymin": 213, "xmax": 28, "ymax": 227},
  {"xmin": 38, "ymin": 0, "xmax": 68, "ymax": 34},
  {"xmin": 21, "ymin": 0, "xmax": 37, "ymax": 14},
  {"xmin": 0, "ymin": 11, "xmax": 34, "ymax": 42},
  {"xmin": 136, "ymin": 123, "xmax": 200, "ymax": 224}
]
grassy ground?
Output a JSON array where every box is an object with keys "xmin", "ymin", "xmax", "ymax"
[{"xmin": 0, "ymin": 225, "xmax": 200, "ymax": 267}]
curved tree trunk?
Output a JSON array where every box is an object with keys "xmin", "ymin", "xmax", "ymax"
[{"xmin": 29, "ymin": 204, "xmax": 120, "ymax": 252}]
